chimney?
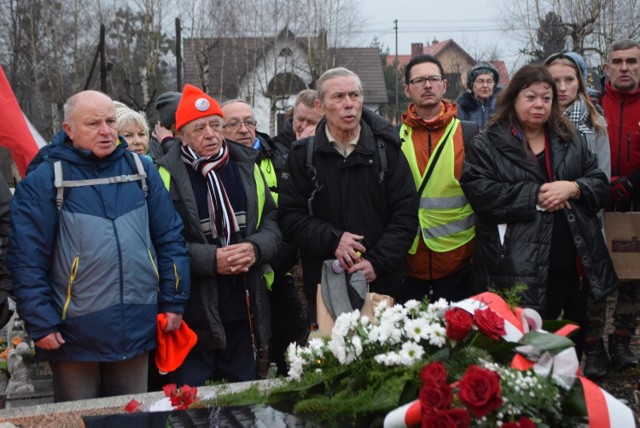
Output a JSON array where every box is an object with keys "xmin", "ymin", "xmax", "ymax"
[
  {"xmin": 411, "ymin": 43, "xmax": 424, "ymax": 57},
  {"xmin": 432, "ymin": 37, "xmax": 439, "ymax": 44}
]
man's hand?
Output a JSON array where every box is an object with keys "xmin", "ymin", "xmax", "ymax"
[
  {"xmin": 163, "ymin": 312, "xmax": 184, "ymax": 333},
  {"xmin": 348, "ymin": 259, "xmax": 377, "ymax": 283},
  {"xmin": 216, "ymin": 243, "xmax": 256, "ymax": 275},
  {"xmin": 153, "ymin": 122, "xmax": 174, "ymax": 142},
  {"xmin": 611, "ymin": 176, "xmax": 634, "ymax": 202},
  {"xmin": 296, "ymin": 124, "xmax": 317, "ymax": 140},
  {"xmin": 335, "ymin": 232, "xmax": 366, "ymax": 270},
  {"xmin": 35, "ymin": 332, "xmax": 65, "ymax": 350}
]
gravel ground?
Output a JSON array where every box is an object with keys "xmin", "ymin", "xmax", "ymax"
[{"xmin": 585, "ymin": 291, "xmax": 640, "ymax": 425}]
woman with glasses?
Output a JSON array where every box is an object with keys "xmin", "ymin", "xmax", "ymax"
[
  {"xmin": 456, "ymin": 61, "xmax": 501, "ymax": 129},
  {"xmin": 460, "ymin": 64, "xmax": 616, "ymax": 360}
]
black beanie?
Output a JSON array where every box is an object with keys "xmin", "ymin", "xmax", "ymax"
[
  {"xmin": 155, "ymin": 91, "xmax": 182, "ymax": 128},
  {"xmin": 466, "ymin": 62, "xmax": 500, "ymax": 90}
]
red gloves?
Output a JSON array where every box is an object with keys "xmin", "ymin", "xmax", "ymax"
[{"xmin": 611, "ymin": 176, "xmax": 634, "ymax": 202}]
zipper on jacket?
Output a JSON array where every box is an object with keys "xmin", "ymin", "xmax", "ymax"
[
  {"xmin": 61, "ymin": 256, "xmax": 80, "ymax": 320},
  {"xmin": 427, "ymin": 130, "xmax": 433, "ymax": 156},
  {"xmin": 147, "ymin": 248, "xmax": 159, "ymax": 280},
  {"xmin": 616, "ymin": 97, "xmax": 625, "ymax": 175},
  {"xmin": 627, "ymin": 132, "xmax": 631, "ymax": 163}
]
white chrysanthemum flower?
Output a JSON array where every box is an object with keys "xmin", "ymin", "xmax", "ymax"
[
  {"xmin": 400, "ymin": 341, "xmax": 425, "ymax": 364},
  {"xmin": 404, "ymin": 318, "xmax": 431, "ymax": 342},
  {"xmin": 374, "ymin": 351, "xmax": 402, "ymax": 366},
  {"xmin": 427, "ymin": 323, "xmax": 447, "ymax": 347}
]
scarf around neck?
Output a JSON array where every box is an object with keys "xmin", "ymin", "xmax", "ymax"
[
  {"xmin": 181, "ymin": 143, "xmax": 239, "ymax": 246},
  {"xmin": 564, "ymin": 94, "xmax": 591, "ymax": 136}
]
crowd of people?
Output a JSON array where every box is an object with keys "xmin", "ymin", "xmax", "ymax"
[{"xmin": 1, "ymin": 37, "xmax": 639, "ymax": 403}]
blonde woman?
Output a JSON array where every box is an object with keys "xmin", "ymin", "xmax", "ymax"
[{"xmin": 115, "ymin": 101, "xmax": 150, "ymax": 156}]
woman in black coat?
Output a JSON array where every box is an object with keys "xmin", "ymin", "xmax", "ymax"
[{"xmin": 460, "ymin": 64, "xmax": 617, "ymax": 358}]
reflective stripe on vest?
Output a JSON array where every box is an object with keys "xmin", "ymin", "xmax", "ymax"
[
  {"xmin": 259, "ymin": 157, "xmax": 278, "ymax": 205},
  {"xmin": 157, "ymin": 164, "xmax": 266, "ymax": 228},
  {"xmin": 400, "ymin": 119, "xmax": 475, "ymax": 253}
]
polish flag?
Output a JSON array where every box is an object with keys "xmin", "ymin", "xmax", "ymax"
[{"xmin": 0, "ymin": 65, "xmax": 46, "ymax": 177}]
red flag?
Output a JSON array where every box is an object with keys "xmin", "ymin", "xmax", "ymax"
[{"xmin": 0, "ymin": 66, "xmax": 39, "ymax": 177}]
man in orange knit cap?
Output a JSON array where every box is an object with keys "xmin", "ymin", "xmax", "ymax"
[{"xmin": 155, "ymin": 84, "xmax": 281, "ymax": 385}]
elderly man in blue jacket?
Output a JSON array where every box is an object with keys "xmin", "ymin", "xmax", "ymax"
[{"xmin": 8, "ymin": 90, "xmax": 190, "ymax": 402}]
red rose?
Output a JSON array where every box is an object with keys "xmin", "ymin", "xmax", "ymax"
[
  {"xmin": 423, "ymin": 408, "xmax": 471, "ymax": 428},
  {"xmin": 420, "ymin": 361, "xmax": 448, "ymax": 386},
  {"xmin": 445, "ymin": 308, "xmax": 474, "ymax": 341},
  {"xmin": 518, "ymin": 417, "xmax": 536, "ymax": 428},
  {"xmin": 500, "ymin": 418, "xmax": 536, "ymax": 428},
  {"xmin": 420, "ymin": 380, "xmax": 454, "ymax": 415},
  {"xmin": 474, "ymin": 307, "xmax": 506, "ymax": 340},
  {"xmin": 458, "ymin": 365, "xmax": 503, "ymax": 418}
]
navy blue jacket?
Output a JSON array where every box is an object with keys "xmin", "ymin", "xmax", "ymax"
[{"xmin": 8, "ymin": 133, "xmax": 190, "ymax": 362}]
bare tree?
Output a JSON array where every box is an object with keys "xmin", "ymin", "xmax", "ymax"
[{"xmin": 502, "ymin": 0, "xmax": 640, "ymax": 65}]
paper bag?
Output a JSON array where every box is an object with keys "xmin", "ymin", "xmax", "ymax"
[
  {"xmin": 316, "ymin": 284, "xmax": 394, "ymax": 336},
  {"xmin": 603, "ymin": 212, "xmax": 640, "ymax": 281}
]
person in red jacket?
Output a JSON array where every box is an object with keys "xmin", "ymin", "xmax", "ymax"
[{"xmin": 585, "ymin": 39, "xmax": 640, "ymax": 377}]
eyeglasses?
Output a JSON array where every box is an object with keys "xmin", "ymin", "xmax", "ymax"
[
  {"xmin": 223, "ymin": 120, "xmax": 257, "ymax": 130},
  {"xmin": 408, "ymin": 75, "xmax": 443, "ymax": 86},
  {"xmin": 475, "ymin": 79, "xmax": 495, "ymax": 86}
]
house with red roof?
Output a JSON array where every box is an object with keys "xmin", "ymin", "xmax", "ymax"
[{"xmin": 387, "ymin": 39, "xmax": 510, "ymax": 100}]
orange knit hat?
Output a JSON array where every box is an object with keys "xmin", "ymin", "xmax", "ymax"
[
  {"xmin": 155, "ymin": 314, "xmax": 198, "ymax": 374},
  {"xmin": 175, "ymin": 84, "xmax": 223, "ymax": 131}
]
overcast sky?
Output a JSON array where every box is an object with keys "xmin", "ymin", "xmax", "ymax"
[{"xmin": 354, "ymin": 0, "xmax": 527, "ymax": 73}]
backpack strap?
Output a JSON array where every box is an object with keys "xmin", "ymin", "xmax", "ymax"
[
  {"xmin": 460, "ymin": 120, "xmax": 479, "ymax": 153},
  {"xmin": 305, "ymin": 136, "xmax": 323, "ymax": 216},
  {"xmin": 130, "ymin": 152, "xmax": 148, "ymax": 197},
  {"xmin": 52, "ymin": 152, "xmax": 148, "ymax": 211},
  {"xmin": 376, "ymin": 138, "xmax": 387, "ymax": 184}
]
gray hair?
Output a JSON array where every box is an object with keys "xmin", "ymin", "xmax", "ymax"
[
  {"xmin": 316, "ymin": 67, "xmax": 363, "ymax": 103},
  {"xmin": 118, "ymin": 110, "xmax": 149, "ymax": 136},
  {"xmin": 295, "ymin": 89, "xmax": 317, "ymax": 109},
  {"xmin": 220, "ymin": 98, "xmax": 252, "ymax": 110},
  {"xmin": 607, "ymin": 39, "xmax": 640, "ymax": 61}
]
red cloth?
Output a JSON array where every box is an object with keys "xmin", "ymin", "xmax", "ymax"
[
  {"xmin": 0, "ymin": 66, "xmax": 39, "ymax": 177},
  {"xmin": 155, "ymin": 314, "xmax": 197, "ymax": 374},
  {"xmin": 175, "ymin": 84, "xmax": 223, "ymax": 131}
]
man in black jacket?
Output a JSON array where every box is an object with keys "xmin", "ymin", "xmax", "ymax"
[
  {"xmin": 278, "ymin": 67, "xmax": 418, "ymax": 324},
  {"xmin": 274, "ymin": 89, "xmax": 323, "ymax": 149}
]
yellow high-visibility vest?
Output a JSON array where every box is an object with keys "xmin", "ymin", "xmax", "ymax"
[{"xmin": 400, "ymin": 119, "xmax": 475, "ymax": 254}]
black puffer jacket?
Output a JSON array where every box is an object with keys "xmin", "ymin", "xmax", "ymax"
[
  {"xmin": 460, "ymin": 122, "xmax": 617, "ymax": 312},
  {"xmin": 278, "ymin": 108, "xmax": 418, "ymax": 297}
]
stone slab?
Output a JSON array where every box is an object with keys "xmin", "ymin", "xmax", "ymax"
[{"xmin": 0, "ymin": 378, "xmax": 283, "ymax": 422}]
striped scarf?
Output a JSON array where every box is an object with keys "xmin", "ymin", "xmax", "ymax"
[{"xmin": 181, "ymin": 143, "xmax": 239, "ymax": 246}]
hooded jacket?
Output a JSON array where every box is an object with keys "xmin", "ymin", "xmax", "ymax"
[
  {"xmin": 278, "ymin": 108, "xmax": 418, "ymax": 297},
  {"xmin": 8, "ymin": 133, "xmax": 190, "ymax": 362},
  {"xmin": 460, "ymin": 122, "xmax": 617, "ymax": 312},
  {"xmin": 456, "ymin": 88, "xmax": 500, "ymax": 130},
  {"xmin": 155, "ymin": 140, "xmax": 281, "ymax": 350}
]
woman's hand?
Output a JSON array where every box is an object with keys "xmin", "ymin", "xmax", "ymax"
[{"xmin": 537, "ymin": 181, "xmax": 578, "ymax": 212}]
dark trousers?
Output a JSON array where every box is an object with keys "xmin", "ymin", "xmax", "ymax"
[
  {"xmin": 269, "ymin": 273, "xmax": 308, "ymax": 375},
  {"xmin": 546, "ymin": 274, "xmax": 589, "ymax": 359},
  {"xmin": 51, "ymin": 352, "xmax": 148, "ymax": 402},
  {"xmin": 397, "ymin": 267, "xmax": 473, "ymax": 304},
  {"xmin": 167, "ymin": 318, "xmax": 256, "ymax": 386}
]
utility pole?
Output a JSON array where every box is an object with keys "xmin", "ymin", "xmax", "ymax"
[
  {"xmin": 176, "ymin": 18, "xmax": 182, "ymax": 91},
  {"xmin": 394, "ymin": 19, "xmax": 399, "ymax": 124}
]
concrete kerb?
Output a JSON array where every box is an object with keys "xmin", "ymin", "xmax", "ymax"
[{"xmin": 0, "ymin": 378, "xmax": 284, "ymax": 420}]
